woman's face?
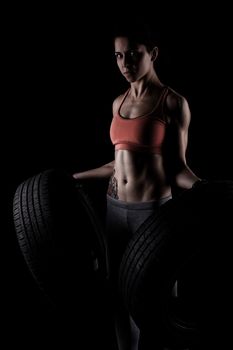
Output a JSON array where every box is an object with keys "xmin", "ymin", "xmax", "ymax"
[{"xmin": 114, "ymin": 36, "xmax": 154, "ymax": 82}]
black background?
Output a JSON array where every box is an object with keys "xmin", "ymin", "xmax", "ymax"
[{"xmin": 3, "ymin": 3, "xmax": 233, "ymax": 348}]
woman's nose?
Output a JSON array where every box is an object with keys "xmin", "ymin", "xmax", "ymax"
[{"xmin": 123, "ymin": 56, "xmax": 131, "ymax": 68}]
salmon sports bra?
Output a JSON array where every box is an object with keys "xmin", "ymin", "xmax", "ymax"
[{"xmin": 110, "ymin": 86, "xmax": 169, "ymax": 154}]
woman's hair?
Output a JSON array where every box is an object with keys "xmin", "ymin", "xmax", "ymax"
[{"xmin": 111, "ymin": 19, "xmax": 160, "ymax": 52}]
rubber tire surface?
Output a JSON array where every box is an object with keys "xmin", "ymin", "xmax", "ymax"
[
  {"xmin": 119, "ymin": 180, "xmax": 233, "ymax": 347},
  {"xmin": 13, "ymin": 168, "xmax": 107, "ymax": 308}
]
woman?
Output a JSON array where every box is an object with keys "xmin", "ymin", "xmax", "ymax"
[{"xmin": 73, "ymin": 23, "xmax": 201, "ymax": 350}]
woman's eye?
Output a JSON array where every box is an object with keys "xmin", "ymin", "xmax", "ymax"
[
  {"xmin": 115, "ymin": 53, "xmax": 122, "ymax": 59},
  {"xmin": 129, "ymin": 51, "xmax": 137, "ymax": 57}
]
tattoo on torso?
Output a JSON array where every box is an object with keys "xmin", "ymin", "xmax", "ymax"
[{"xmin": 107, "ymin": 169, "xmax": 119, "ymax": 199}]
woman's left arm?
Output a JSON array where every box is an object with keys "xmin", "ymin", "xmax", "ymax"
[{"xmin": 166, "ymin": 92, "xmax": 201, "ymax": 189}]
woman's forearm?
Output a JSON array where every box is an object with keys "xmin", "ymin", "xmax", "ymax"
[
  {"xmin": 73, "ymin": 161, "xmax": 115, "ymax": 180},
  {"xmin": 175, "ymin": 165, "xmax": 201, "ymax": 189}
]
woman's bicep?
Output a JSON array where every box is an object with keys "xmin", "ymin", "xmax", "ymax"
[{"xmin": 168, "ymin": 95, "xmax": 191, "ymax": 163}]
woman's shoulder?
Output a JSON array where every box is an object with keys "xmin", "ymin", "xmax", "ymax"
[
  {"xmin": 112, "ymin": 89, "xmax": 129, "ymax": 115},
  {"xmin": 165, "ymin": 86, "xmax": 189, "ymax": 116},
  {"xmin": 164, "ymin": 86, "xmax": 191, "ymax": 126}
]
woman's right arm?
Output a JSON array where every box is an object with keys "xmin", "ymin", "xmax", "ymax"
[{"xmin": 72, "ymin": 160, "xmax": 115, "ymax": 180}]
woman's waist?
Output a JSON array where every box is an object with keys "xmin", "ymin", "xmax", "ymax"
[
  {"xmin": 107, "ymin": 176, "xmax": 171, "ymax": 202},
  {"xmin": 107, "ymin": 192, "xmax": 172, "ymax": 208}
]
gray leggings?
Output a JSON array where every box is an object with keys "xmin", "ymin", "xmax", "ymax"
[{"xmin": 105, "ymin": 194, "xmax": 172, "ymax": 350}]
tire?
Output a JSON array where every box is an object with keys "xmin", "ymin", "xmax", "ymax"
[
  {"xmin": 13, "ymin": 168, "xmax": 107, "ymax": 308},
  {"xmin": 119, "ymin": 180, "xmax": 233, "ymax": 347}
]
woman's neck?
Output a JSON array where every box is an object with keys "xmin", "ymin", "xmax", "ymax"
[{"xmin": 130, "ymin": 73, "xmax": 163, "ymax": 99}]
